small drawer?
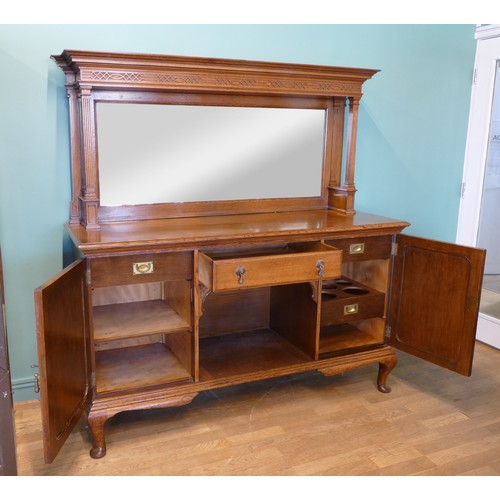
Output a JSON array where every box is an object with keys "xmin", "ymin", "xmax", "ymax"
[
  {"xmin": 326, "ymin": 235, "xmax": 392, "ymax": 262},
  {"xmin": 198, "ymin": 242, "xmax": 342, "ymax": 292},
  {"xmin": 320, "ymin": 276, "xmax": 385, "ymax": 325},
  {"xmin": 89, "ymin": 251, "xmax": 193, "ymax": 287}
]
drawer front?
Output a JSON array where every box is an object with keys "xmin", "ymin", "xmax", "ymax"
[
  {"xmin": 199, "ymin": 242, "xmax": 342, "ymax": 291},
  {"xmin": 90, "ymin": 252, "xmax": 192, "ymax": 287},
  {"xmin": 320, "ymin": 277, "xmax": 385, "ymax": 325},
  {"xmin": 326, "ymin": 235, "xmax": 392, "ymax": 262}
]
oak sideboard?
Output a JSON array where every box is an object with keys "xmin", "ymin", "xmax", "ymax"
[{"xmin": 35, "ymin": 50, "xmax": 485, "ymax": 462}]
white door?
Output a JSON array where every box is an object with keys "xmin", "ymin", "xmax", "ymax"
[{"xmin": 457, "ymin": 25, "xmax": 500, "ymax": 349}]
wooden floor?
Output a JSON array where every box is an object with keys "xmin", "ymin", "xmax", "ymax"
[{"xmin": 13, "ymin": 342, "xmax": 500, "ymax": 476}]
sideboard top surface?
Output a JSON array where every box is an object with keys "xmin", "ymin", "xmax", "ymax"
[{"xmin": 67, "ymin": 209, "xmax": 410, "ymax": 254}]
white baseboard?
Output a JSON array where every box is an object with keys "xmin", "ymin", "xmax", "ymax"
[{"xmin": 476, "ymin": 314, "xmax": 500, "ymax": 349}]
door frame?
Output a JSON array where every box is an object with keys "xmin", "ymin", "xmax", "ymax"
[
  {"xmin": 0, "ymin": 248, "xmax": 17, "ymax": 476},
  {"xmin": 456, "ymin": 24, "xmax": 500, "ymax": 349}
]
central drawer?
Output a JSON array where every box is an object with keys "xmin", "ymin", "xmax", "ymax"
[{"xmin": 198, "ymin": 242, "xmax": 342, "ymax": 291}]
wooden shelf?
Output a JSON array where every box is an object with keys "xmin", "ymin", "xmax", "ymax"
[
  {"xmin": 93, "ymin": 300, "xmax": 191, "ymax": 342},
  {"xmin": 319, "ymin": 323, "xmax": 384, "ymax": 355},
  {"xmin": 199, "ymin": 328, "xmax": 310, "ymax": 381},
  {"xmin": 95, "ymin": 343, "xmax": 192, "ymax": 393}
]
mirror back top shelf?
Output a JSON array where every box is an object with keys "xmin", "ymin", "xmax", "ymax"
[{"xmin": 52, "ymin": 50, "xmax": 380, "ymax": 230}]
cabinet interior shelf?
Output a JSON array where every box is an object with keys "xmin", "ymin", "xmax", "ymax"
[
  {"xmin": 93, "ymin": 299, "xmax": 191, "ymax": 342},
  {"xmin": 95, "ymin": 343, "xmax": 192, "ymax": 393},
  {"xmin": 199, "ymin": 328, "xmax": 311, "ymax": 381},
  {"xmin": 319, "ymin": 323, "xmax": 384, "ymax": 356}
]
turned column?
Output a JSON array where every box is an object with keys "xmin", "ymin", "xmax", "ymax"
[{"xmin": 328, "ymin": 96, "xmax": 361, "ymax": 215}]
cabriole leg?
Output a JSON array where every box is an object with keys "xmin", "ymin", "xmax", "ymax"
[
  {"xmin": 377, "ymin": 354, "xmax": 397, "ymax": 393},
  {"xmin": 87, "ymin": 413, "xmax": 109, "ymax": 459}
]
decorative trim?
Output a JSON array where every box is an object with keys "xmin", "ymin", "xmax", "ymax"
[
  {"xmin": 475, "ymin": 24, "xmax": 500, "ymax": 40},
  {"xmin": 90, "ymin": 71, "xmax": 143, "ymax": 82},
  {"xmin": 80, "ymin": 68, "xmax": 362, "ymax": 96}
]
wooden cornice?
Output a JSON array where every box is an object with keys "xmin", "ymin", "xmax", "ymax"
[{"xmin": 52, "ymin": 50, "xmax": 379, "ymax": 98}]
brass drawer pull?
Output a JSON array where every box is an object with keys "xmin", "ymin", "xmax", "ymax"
[
  {"xmin": 316, "ymin": 260, "xmax": 325, "ymax": 277},
  {"xmin": 344, "ymin": 304, "xmax": 359, "ymax": 315},
  {"xmin": 133, "ymin": 261, "xmax": 154, "ymax": 275},
  {"xmin": 349, "ymin": 243, "xmax": 365, "ymax": 255},
  {"xmin": 235, "ymin": 266, "xmax": 246, "ymax": 284}
]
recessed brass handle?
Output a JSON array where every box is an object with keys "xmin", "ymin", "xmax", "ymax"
[
  {"xmin": 344, "ymin": 304, "xmax": 359, "ymax": 315},
  {"xmin": 316, "ymin": 260, "xmax": 325, "ymax": 277},
  {"xmin": 235, "ymin": 266, "xmax": 246, "ymax": 284},
  {"xmin": 349, "ymin": 243, "xmax": 365, "ymax": 255},
  {"xmin": 133, "ymin": 261, "xmax": 154, "ymax": 275}
]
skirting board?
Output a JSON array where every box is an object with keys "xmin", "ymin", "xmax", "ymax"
[
  {"xmin": 11, "ymin": 376, "xmax": 37, "ymax": 403},
  {"xmin": 476, "ymin": 314, "xmax": 500, "ymax": 350}
]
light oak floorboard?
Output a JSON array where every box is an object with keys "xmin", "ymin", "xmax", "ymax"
[{"xmin": 13, "ymin": 341, "xmax": 500, "ymax": 476}]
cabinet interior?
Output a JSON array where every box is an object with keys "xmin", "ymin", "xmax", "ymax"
[
  {"xmin": 92, "ymin": 280, "xmax": 194, "ymax": 393},
  {"xmin": 88, "ymin": 239, "xmax": 392, "ymax": 394},
  {"xmin": 318, "ymin": 239, "xmax": 392, "ymax": 357}
]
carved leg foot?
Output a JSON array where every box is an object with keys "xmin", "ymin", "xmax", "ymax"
[
  {"xmin": 377, "ymin": 355, "xmax": 397, "ymax": 394},
  {"xmin": 87, "ymin": 413, "xmax": 108, "ymax": 459}
]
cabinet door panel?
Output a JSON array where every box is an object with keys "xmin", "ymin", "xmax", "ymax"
[
  {"xmin": 34, "ymin": 260, "xmax": 91, "ymax": 463},
  {"xmin": 389, "ymin": 235, "xmax": 485, "ymax": 376}
]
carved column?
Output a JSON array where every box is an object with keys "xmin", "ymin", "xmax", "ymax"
[
  {"xmin": 343, "ymin": 97, "xmax": 360, "ymax": 214},
  {"xmin": 328, "ymin": 97, "xmax": 360, "ymax": 215},
  {"xmin": 330, "ymin": 97, "xmax": 346, "ymax": 188},
  {"xmin": 78, "ymin": 87, "xmax": 100, "ymax": 229},
  {"xmin": 66, "ymin": 84, "xmax": 82, "ymax": 224}
]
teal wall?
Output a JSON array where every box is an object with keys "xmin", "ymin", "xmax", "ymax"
[{"xmin": 0, "ymin": 24, "xmax": 476, "ymax": 401}]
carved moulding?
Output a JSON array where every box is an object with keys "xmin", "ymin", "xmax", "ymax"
[{"xmin": 80, "ymin": 68, "xmax": 362, "ymax": 97}]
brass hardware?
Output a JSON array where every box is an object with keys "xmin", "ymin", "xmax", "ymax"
[
  {"xmin": 133, "ymin": 261, "xmax": 154, "ymax": 275},
  {"xmin": 30, "ymin": 364, "xmax": 40, "ymax": 393},
  {"xmin": 344, "ymin": 304, "xmax": 358, "ymax": 315},
  {"xmin": 235, "ymin": 266, "xmax": 246, "ymax": 284},
  {"xmin": 316, "ymin": 260, "xmax": 325, "ymax": 277},
  {"xmin": 349, "ymin": 243, "xmax": 365, "ymax": 255}
]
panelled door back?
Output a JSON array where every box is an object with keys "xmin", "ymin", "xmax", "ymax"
[
  {"xmin": 389, "ymin": 235, "xmax": 486, "ymax": 376},
  {"xmin": 34, "ymin": 259, "xmax": 91, "ymax": 463}
]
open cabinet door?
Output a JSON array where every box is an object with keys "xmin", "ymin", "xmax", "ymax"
[
  {"xmin": 34, "ymin": 260, "xmax": 91, "ymax": 463},
  {"xmin": 389, "ymin": 235, "xmax": 486, "ymax": 376}
]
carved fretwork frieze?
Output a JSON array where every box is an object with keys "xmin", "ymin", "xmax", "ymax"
[
  {"xmin": 90, "ymin": 71, "xmax": 144, "ymax": 82},
  {"xmin": 79, "ymin": 68, "xmax": 362, "ymax": 96},
  {"xmin": 155, "ymin": 74, "xmax": 202, "ymax": 85}
]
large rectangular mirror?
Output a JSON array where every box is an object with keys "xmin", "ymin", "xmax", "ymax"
[{"xmin": 96, "ymin": 103, "xmax": 326, "ymax": 207}]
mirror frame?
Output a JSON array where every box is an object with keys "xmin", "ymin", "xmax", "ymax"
[{"xmin": 52, "ymin": 50, "xmax": 378, "ymax": 229}]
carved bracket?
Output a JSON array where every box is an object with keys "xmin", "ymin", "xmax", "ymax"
[{"xmin": 197, "ymin": 284, "xmax": 212, "ymax": 317}]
